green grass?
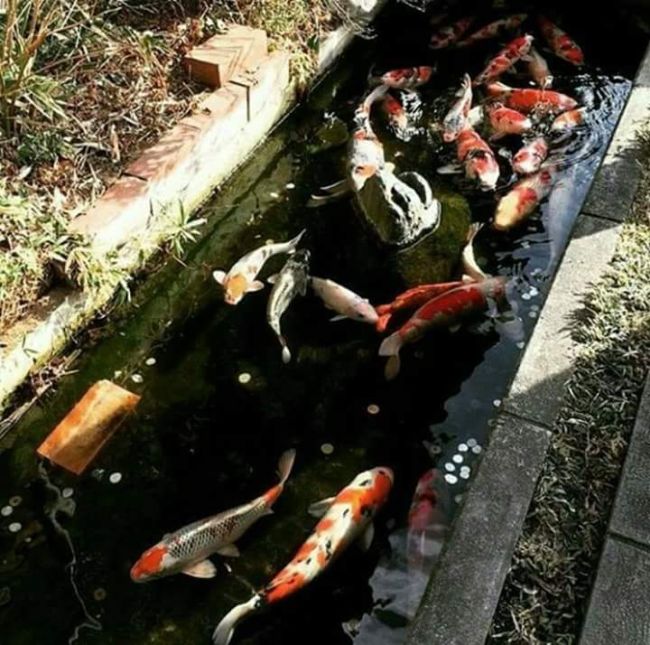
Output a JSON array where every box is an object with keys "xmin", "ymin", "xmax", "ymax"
[{"xmin": 489, "ymin": 131, "xmax": 650, "ymax": 644}]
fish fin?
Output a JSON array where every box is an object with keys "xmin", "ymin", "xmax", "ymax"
[
  {"xmin": 489, "ymin": 132, "xmax": 506, "ymax": 142},
  {"xmin": 437, "ymin": 163, "xmax": 463, "ymax": 175},
  {"xmin": 466, "ymin": 221, "xmax": 484, "ymax": 243},
  {"xmin": 378, "ymin": 332, "xmax": 402, "ymax": 357},
  {"xmin": 321, "ymin": 178, "xmax": 351, "ymax": 193},
  {"xmin": 308, "ymin": 496, "xmax": 336, "ymax": 518},
  {"xmin": 277, "ymin": 449, "xmax": 296, "ymax": 484},
  {"xmin": 375, "ymin": 312, "xmax": 392, "ymax": 334},
  {"xmin": 267, "ymin": 274, "xmax": 278, "ymax": 285},
  {"xmin": 375, "ymin": 304, "xmax": 390, "ymax": 315},
  {"xmin": 247, "ymin": 280, "xmax": 265, "ymax": 292},
  {"xmin": 281, "ymin": 344, "xmax": 292, "ymax": 364},
  {"xmin": 212, "ymin": 595, "xmax": 261, "ymax": 645},
  {"xmin": 359, "ymin": 523, "xmax": 375, "ymax": 551},
  {"xmin": 330, "ymin": 314, "xmax": 348, "ymax": 322},
  {"xmin": 385, "ymin": 161, "xmax": 396, "ymax": 173},
  {"xmin": 457, "ymin": 73, "xmax": 472, "ymax": 96},
  {"xmin": 182, "ymin": 559, "xmax": 217, "ymax": 579},
  {"xmin": 217, "ymin": 544, "xmax": 241, "ymax": 558},
  {"xmin": 287, "ymin": 229, "xmax": 306, "ymax": 250},
  {"xmin": 449, "ymin": 324, "xmax": 461, "ymax": 333},
  {"xmin": 213, "ymin": 270, "xmax": 226, "ymax": 285},
  {"xmin": 384, "ymin": 355, "xmax": 401, "ymax": 381},
  {"xmin": 462, "ymin": 274, "xmax": 476, "ymax": 283}
]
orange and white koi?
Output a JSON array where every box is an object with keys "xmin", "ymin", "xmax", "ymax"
[
  {"xmin": 430, "ymin": 16, "xmax": 474, "ymax": 49},
  {"xmin": 456, "ymin": 14, "xmax": 528, "ymax": 47},
  {"xmin": 213, "ymin": 231, "xmax": 305, "ymax": 305},
  {"xmin": 550, "ymin": 107, "xmax": 587, "ymax": 134},
  {"xmin": 538, "ymin": 15, "xmax": 584, "ymax": 66},
  {"xmin": 212, "ymin": 467, "xmax": 394, "ymax": 645},
  {"xmin": 311, "ymin": 276, "xmax": 378, "ymax": 325},
  {"xmin": 486, "ymin": 81, "xmax": 577, "ymax": 114},
  {"xmin": 493, "ymin": 167, "xmax": 556, "ymax": 230},
  {"xmin": 382, "ymin": 93, "xmax": 409, "ymax": 136},
  {"xmin": 512, "ymin": 137, "xmax": 549, "ymax": 175},
  {"xmin": 375, "ymin": 281, "xmax": 465, "ymax": 333},
  {"xmin": 379, "ymin": 277, "xmax": 508, "ymax": 379},
  {"xmin": 525, "ymin": 46, "xmax": 553, "ymax": 88},
  {"xmin": 486, "ymin": 102, "xmax": 532, "ymax": 140},
  {"xmin": 130, "ymin": 450, "xmax": 296, "ymax": 583},
  {"xmin": 456, "ymin": 126, "xmax": 500, "ymax": 190},
  {"xmin": 442, "ymin": 73, "xmax": 473, "ymax": 143},
  {"xmin": 473, "ymin": 34, "xmax": 534, "ymax": 86},
  {"xmin": 375, "ymin": 66, "xmax": 434, "ymax": 90}
]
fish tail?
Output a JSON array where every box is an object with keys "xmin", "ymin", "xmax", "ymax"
[
  {"xmin": 379, "ymin": 331, "xmax": 402, "ymax": 358},
  {"xmin": 212, "ymin": 595, "xmax": 261, "ymax": 645},
  {"xmin": 280, "ymin": 338, "xmax": 292, "ymax": 364},
  {"xmin": 459, "ymin": 73, "xmax": 472, "ymax": 96},
  {"xmin": 384, "ymin": 355, "xmax": 401, "ymax": 381},
  {"xmin": 277, "ymin": 449, "xmax": 296, "ymax": 485},
  {"xmin": 363, "ymin": 84, "xmax": 389, "ymax": 111},
  {"xmin": 375, "ymin": 312, "xmax": 393, "ymax": 334}
]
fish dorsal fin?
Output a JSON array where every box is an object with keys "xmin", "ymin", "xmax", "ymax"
[
  {"xmin": 247, "ymin": 280, "xmax": 265, "ymax": 292},
  {"xmin": 267, "ymin": 274, "xmax": 279, "ymax": 285},
  {"xmin": 359, "ymin": 523, "xmax": 375, "ymax": 551},
  {"xmin": 217, "ymin": 544, "xmax": 241, "ymax": 558},
  {"xmin": 308, "ymin": 496, "xmax": 336, "ymax": 518},
  {"xmin": 213, "ymin": 270, "xmax": 227, "ymax": 285},
  {"xmin": 182, "ymin": 559, "xmax": 217, "ymax": 579}
]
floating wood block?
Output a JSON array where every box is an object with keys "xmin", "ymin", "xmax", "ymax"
[
  {"xmin": 37, "ymin": 380, "xmax": 140, "ymax": 475},
  {"xmin": 183, "ymin": 25, "xmax": 268, "ymax": 88}
]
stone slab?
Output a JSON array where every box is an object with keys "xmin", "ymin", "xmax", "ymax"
[
  {"xmin": 504, "ymin": 213, "xmax": 622, "ymax": 428},
  {"xmin": 579, "ymin": 537, "xmax": 650, "ymax": 645},
  {"xmin": 608, "ymin": 375, "xmax": 650, "ymax": 546},
  {"xmin": 407, "ymin": 414, "xmax": 551, "ymax": 645},
  {"xmin": 634, "ymin": 40, "xmax": 650, "ymax": 88},
  {"xmin": 584, "ymin": 86, "xmax": 650, "ymax": 221}
]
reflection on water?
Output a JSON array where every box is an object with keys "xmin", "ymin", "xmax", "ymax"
[{"xmin": 0, "ymin": 3, "xmax": 642, "ymax": 644}]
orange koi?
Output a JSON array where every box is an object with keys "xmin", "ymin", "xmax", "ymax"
[
  {"xmin": 538, "ymin": 15, "xmax": 584, "ymax": 66},
  {"xmin": 550, "ymin": 107, "xmax": 586, "ymax": 134},
  {"xmin": 512, "ymin": 137, "xmax": 549, "ymax": 175},
  {"xmin": 456, "ymin": 127, "xmax": 500, "ymax": 190},
  {"xmin": 212, "ymin": 467, "xmax": 394, "ymax": 645},
  {"xmin": 486, "ymin": 81, "xmax": 577, "ymax": 114},
  {"xmin": 430, "ymin": 16, "xmax": 474, "ymax": 49},
  {"xmin": 473, "ymin": 34, "xmax": 534, "ymax": 86},
  {"xmin": 486, "ymin": 102, "xmax": 532, "ymax": 140},
  {"xmin": 456, "ymin": 14, "xmax": 528, "ymax": 47},
  {"xmin": 382, "ymin": 93, "xmax": 409, "ymax": 135},
  {"xmin": 376, "ymin": 66, "xmax": 434, "ymax": 90},
  {"xmin": 525, "ymin": 46, "xmax": 553, "ymax": 88},
  {"xmin": 493, "ymin": 167, "xmax": 556, "ymax": 230}
]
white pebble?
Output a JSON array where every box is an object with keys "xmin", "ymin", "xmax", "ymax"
[
  {"xmin": 131, "ymin": 374, "xmax": 143, "ymax": 384},
  {"xmin": 444, "ymin": 462, "xmax": 455, "ymax": 472},
  {"xmin": 269, "ymin": 192, "xmax": 279, "ymax": 199},
  {"xmin": 238, "ymin": 372, "xmax": 252, "ymax": 384},
  {"xmin": 320, "ymin": 443, "xmax": 334, "ymax": 455},
  {"xmin": 367, "ymin": 404, "xmax": 380, "ymax": 415},
  {"xmin": 454, "ymin": 494, "xmax": 464, "ymax": 504},
  {"xmin": 452, "ymin": 454, "xmax": 463, "ymax": 464},
  {"xmin": 472, "ymin": 445, "xmax": 483, "ymax": 454},
  {"xmin": 531, "ymin": 304, "xmax": 540, "ymax": 311},
  {"xmin": 517, "ymin": 341, "xmax": 525, "ymax": 349},
  {"xmin": 145, "ymin": 357, "xmax": 156, "ymax": 366},
  {"xmin": 114, "ymin": 370, "xmax": 123, "ymax": 378},
  {"xmin": 521, "ymin": 241, "xmax": 530, "ymax": 249},
  {"xmin": 493, "ymin": 399, "xmax": 502, "ymax": 408},
  {"xmin": 444, "ymin": 474, "xmax": 458, "ymax": 485},
  {"xmin": 109, "ymin": 472, "xmax": 122, "ymax": 484},
  {"xmin": 8, "ymin": 522, "xmax": 21, "ymax": 533},
  {"xmin": 9, "ymin": 496, "xmax": 21, "ymax": 507},
  {"xmin": 1, "ymin": 506, "xmax": 12, "ymax": 517},
  {"xmin": 521, "ymin": 292, "xmax": 531, "ymax": 301},
  {"xmin": 265, "ymin": 239, "xmax": 275, "ymax": 245},
  {"xmin": 458, "ymin": 443, "xmax": 468, "ymax": 452},
  {"xmin": 62, "ymin": 488, "xmax": 74, "ymax": 499},
  {"xmin": 530, "ymin": 287, "xmax": 539, "ymax": 296},
  {"xmin": 286, "ymin": 182, "xmax": 296, "ymax": 190},
  {"xmin": 529, "ymin": 311, "xmax": 538, "ymax": 319},
  {"xmin": 460, "ymin": 469, "xmax": 471, "ymax": 480},
  {"xmin": 467, "ymin": 439, "xmax": 478, "ymax": 448}
]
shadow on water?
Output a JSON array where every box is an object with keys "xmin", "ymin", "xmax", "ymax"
[{"xmin": 0, "ymin": 2, "xmax": 646, "ymax": 644}]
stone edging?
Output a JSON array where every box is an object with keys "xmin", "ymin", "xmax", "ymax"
[{"xmin": 406, "ymin": 40, "xmax": 650, "ymax": 645}]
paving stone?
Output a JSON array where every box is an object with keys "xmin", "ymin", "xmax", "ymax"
[
  {"xmin": 608, "ymin": 375, "xmax": 650, "ymax": 546},
  {"xmin": 407, "ymin": 414, "xmax": 550, "ymax": 645},
  {"xmin": 584, "ymin": 86, "xmax": 650, "ymax": 221},
  {"xmin": 504, "ymin": 213, "xmax": 622, "ymax": 428},
  {"xmin": 579, "ymin": 537, "xmax": 650, "ymax": 645},
  {"xmin": 634, "ymin": 41, "xmax": 650, "ymax": 88}
]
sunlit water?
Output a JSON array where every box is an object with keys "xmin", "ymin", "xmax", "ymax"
[{"xmin": 0, "ymin": 3, "xmax": 643, "ymax": 644}]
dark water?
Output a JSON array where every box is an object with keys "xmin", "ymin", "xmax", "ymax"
[{"xmin": 0, "ymin": 3, "xmax": 644, "ymax": 644}]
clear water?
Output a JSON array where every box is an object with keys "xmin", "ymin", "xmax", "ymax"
[{"xmin": 0, "ymin": 4, "xmax": 643, "ymax": 644}]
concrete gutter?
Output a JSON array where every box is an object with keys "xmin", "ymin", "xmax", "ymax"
[
  {"xmin": 0, "ymin": 18, "xmax": 379, "ymax": 414},
  {"xmin": 407, "ymin": 40, "xmax": 650, "ymax": 645}
]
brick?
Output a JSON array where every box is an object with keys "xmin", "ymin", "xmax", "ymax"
[{"xmin": 37, "ymin": 380, "xmax": 140, "ymax": 474}]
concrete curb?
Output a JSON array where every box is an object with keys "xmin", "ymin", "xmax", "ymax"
[
  {"xmin": 406, "ymin": 39, "xmax": 650, "ymax": 645},
  {"xmin": 0, "ymin": 23, "xmax": 368, "ymax": 415}
]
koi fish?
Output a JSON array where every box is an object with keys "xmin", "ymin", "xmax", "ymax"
[
  {"xmin": 382, "ymin": 94, "xmax": 409, "ymax": 137},
  {"xmin": 379, "ymin": 277, "xmax": 507, "ymax": 379},
  {"xmin": 213, "ymin": 231, "xmax": 305, "ymax": 305},
  {"xmin": 130, "ymin": 450, "xmax": 296, "ymax": 583},
  {"xmin": 493, "ymin": 167, "xmax": 556, "ymax": 230},
  {"xmin": 374, "ymin": 66, "xmax": 434, "ymax": 90},
  {"xmin": 538, "ymin": 15, "xmax": 584, "ymax": 66},
  {"xmin": 486, "ymin": 82, "xmax": 577, "ymax": 114},
  {"xmin": 311, "ymin": 276, "xmax": 378, "ymax": 325},
  {"xmin": 212, "ymin": 467, "xmax": 394, "ymax": 645},
  {"xmin": 456, "ymin": 14, "xmax": 528, "ymax": 47},
  {"xmin": 442, "ymin": 73, "xmax": 473, "ymax": 143},
  {"xmin": 550, "ymin": 107, "xmax": 586, "ymax": 135},
  {"xmin": 512, "ymin": 137, "xmax": 549, "ymax": 175},
  {"xmin": 486, "ymin": 102, "xmax": 532, "ymax": 140},
  {"xmin": 462, "ymin": 222, "xmax": 488, "ymax": 282},
  {"xmin": 473, "ymin": 34, "xmax": 534, "ymax": 86},
  {"xmin": 430, "ymin": 16, "xmax": 474, "ymax": 49},
  {"xmin": 456, "ymin": 126, "xmax": 500, "ymax": 190},
  {"xmin": 267, "ymin": 250, "xmax": 311, "ymax": 363},
  {"xmin": 375, "ymin": 281, "xmax": 464, "ymax": 333},
  {"xmin": 525, "ymin": 47, "xmax": 553, "ymax": 88}
]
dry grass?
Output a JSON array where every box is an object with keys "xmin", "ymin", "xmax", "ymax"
[{"xmin": 489, "ymin": 132, "xmax": 650, "ymax": 643}]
